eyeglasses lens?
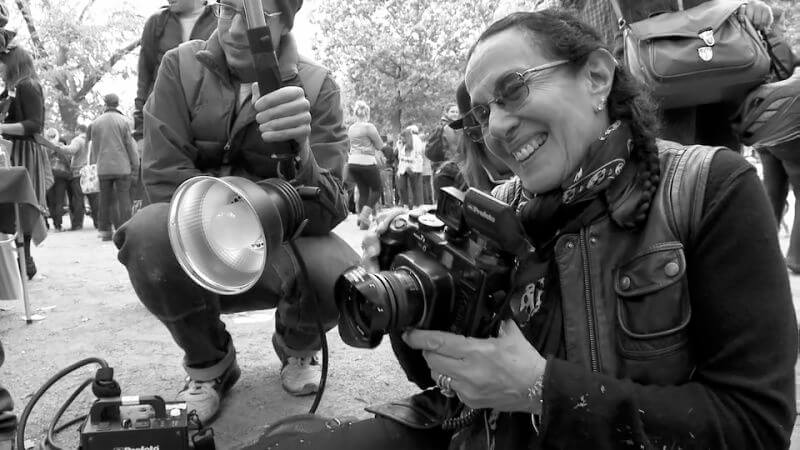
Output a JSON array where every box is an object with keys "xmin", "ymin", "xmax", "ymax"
[
  {"xmin": 498, "ymin": 73, "xmax": 529, "ymax": 105},
  {"xmin": 212, "ymin": 4, "xmax": 234, "ymax": 19}
]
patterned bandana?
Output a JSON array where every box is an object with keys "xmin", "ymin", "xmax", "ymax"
[{"xmin": 517, "ymin": 120, "xmax": 636, "ymax": 250}]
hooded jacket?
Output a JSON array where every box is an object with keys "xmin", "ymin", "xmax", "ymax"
[{"xmin": 141, "ymin": 31, "xmax": 349, "ymax": 236}]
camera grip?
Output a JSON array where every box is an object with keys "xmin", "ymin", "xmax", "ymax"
[{"xmin": 389, "ymin": 331, "xmax": 435, "ymax": 390}]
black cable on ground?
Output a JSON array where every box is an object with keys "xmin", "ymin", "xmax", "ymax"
[
  {"xmin": 45, "ymin": 377, "xmax": 93, "ymax": 449},
  {"xmin": 16, "ymin": 357, "xmax": 108, "ymax": 450},
  {"xmin": 52, "ymin": 414, "xmax": 87, "ymax": 435},
  {"xmin": 288, "ymin": 240, "xmax": 328, "ymax": 415}
]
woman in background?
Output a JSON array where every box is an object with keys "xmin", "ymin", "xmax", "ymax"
[
  {"xmin": 395, "ymin": 128, "xmax": 423, "ymax": 208},
  {"xmin": 1, "ymin": 39, "xmax": 47, "ymax": 279},
  {"xmin": 347, "ymin": 100, "xmax": 384, "ymax": 229}
]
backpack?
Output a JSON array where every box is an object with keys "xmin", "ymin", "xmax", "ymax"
[{"xmin": 424, "ymin": 124, "xmax": 447, "ymax": 163}]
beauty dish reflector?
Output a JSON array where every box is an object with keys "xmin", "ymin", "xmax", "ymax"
[{"xmin": 168, "ymin": 176, "xmax": 304, "ymax": 295}]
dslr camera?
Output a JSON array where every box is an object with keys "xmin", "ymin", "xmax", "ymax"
[{"xmin": 334, "ymin": 187, "xmax": 527, "ymax": 348}]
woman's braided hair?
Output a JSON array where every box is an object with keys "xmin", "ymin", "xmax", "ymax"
[{"xmin": 469, "ymin": 9, "xmax": 662, "ymax": 227}]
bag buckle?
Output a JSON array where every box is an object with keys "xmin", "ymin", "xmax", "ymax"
[
  {"xmin": 698, "ymin": 28, "xmax": 715, "ymax": 46},
  {"xmin": 698, "ymin": 46, "xmax": 714, "ymax": 61}
]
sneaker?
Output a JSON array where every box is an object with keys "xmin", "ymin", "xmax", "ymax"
[
  {"xmin": 177, "ymin": 362, "xmax": 241, "ymax": 425},
  {"xmin": 280, "ymin": 356, "xmax": 320, "ymax": 396}
]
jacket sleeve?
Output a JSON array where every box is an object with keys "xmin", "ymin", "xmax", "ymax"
[
  {"xmin": 134, "ymin": 15, "xmax": 158, "ymax": 142},
  {"xmin": 538, "ymin": 154, "xmax": 798, "ymax": 449},
  {"xmin": 291, "ymin": 74, "xmax": 349, "ymax": 235},
  {"xmin": 141, "ymin": 48, "xmax": 203, "ymax": 204}
]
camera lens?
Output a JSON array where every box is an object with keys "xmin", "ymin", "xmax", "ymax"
[{"xmin": 334, "ymin": 266, "xmax": 427, "ymax": 348}]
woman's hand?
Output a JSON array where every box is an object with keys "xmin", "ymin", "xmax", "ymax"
[
  {"xmin": 403, "ymin": 319, "xmax": 547, "ymax": 413},
  {"xmin": 738, "ymin": 0, "xmax": 773, "ymax": 30},
  {"xmin": 361, "ymin": 207, "xmax": 408, "ymax": 272},
  {"xmin": 252, "ymin": 84, "xmax": 312, "ymax": 148}
]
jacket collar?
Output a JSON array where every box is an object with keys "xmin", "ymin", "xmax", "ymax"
[
  {"xmin": 104, "ymin": 107, "xmax": 124, "ymax": 115},
  {"xmin": 195, "ymin": 30, "xmax": 301, "ymax": 87}
]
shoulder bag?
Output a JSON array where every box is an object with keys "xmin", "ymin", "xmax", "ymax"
[
  {"xmin": 79, "ymin": 144, "xmax": 99, "ymax": 194},
  {"xmin": 610, "ymin": 0, "xmax": 771, "ymax": 109}
]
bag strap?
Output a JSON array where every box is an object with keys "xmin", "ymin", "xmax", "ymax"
[
  {"xmin": 661, "ymin": 144, "xmax": 720, "ymax": 247},
  {"xmin": 608, "ymin": 0, "xmax": 684, "ymax": 27},
  {"xmin": 607, "ymin": 0, "xmax": 626, "ymax": 28}
]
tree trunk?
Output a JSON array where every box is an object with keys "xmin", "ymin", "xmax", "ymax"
[
  {"xmin": 57, "ymin": 97, "xmax": 79, "ymax": 132},
  {"xmin": 391, "ymin": 89, "xmax": 402, "ymax": 133}
]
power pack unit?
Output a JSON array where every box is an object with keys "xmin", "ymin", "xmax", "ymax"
[{"xmin": 80, "ymin": 396, "xmax": 189, "ymax": 450}]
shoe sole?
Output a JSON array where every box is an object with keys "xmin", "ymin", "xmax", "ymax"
[{"xmin": 285, "ymin": 382, "xmax": 318, "ymax": 397}]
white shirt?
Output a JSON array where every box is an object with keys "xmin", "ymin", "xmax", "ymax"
[{"xmin": 178, "ymin": 8, "xmax": 204, "ymax": 42}]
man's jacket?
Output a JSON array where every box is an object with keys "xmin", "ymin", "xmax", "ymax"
[
  {"xmin": 133, "ymin": 5, "xmax": 217, "ymax": 141},
  {"xmin": 90, "ymin": 109, "xmax": 139, "ymax": 177},
  {"xmin": 142, "ymin": 32, "xmax": 349, "ymax": 236}
]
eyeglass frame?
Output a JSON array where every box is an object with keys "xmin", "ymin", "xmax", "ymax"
[
  {"xmin": 211, "ymin": 2, "xmax": 283, "ymax": 23},
  {"xmin": 463, "ymin": 59, "xmax": 570, "ymax": 143}
]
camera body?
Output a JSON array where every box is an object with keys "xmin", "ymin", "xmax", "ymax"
[{"xmin": 335, "ymin": 187, "xmax": 527, "ymax": 348}]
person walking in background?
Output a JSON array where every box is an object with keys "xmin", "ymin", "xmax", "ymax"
[
  {"xmin": 134, "ymin": 0, "xmax": 216, "ymax": 147},
  {"xmin": 0, "ymin": 37, "xmax": 49, "ymax": 280},
  {"xmin": 346, "ymin": 100, "xmax": 384, "ymax": 229},
  {"xmin": 419, "ymin": 133, "xmax": 434, "ymax": 204},
  {"xmin": 378, "ymin": 134, "xmax": 397, "ymax": 208},
  {"xmin": 54, "ymin": 125, "xmax": 90, "ymax": 230},
  {"xmin": 758, "ymin": 141, "xmax": 800, "ymax": 274},
  {"xmin": 44, "ymin": 128, "xmax": 70, "ymax": 231},
  {"xmin": 90, "ymin": 94, "xmax": 139, "ymax": 242},
  {"xmin": 395, "ymin": 128, "xmax": 423, "ymax": 208},
  {"xmin": 426, "ymin": 103, "xmax": 461, "ymax": 190}
]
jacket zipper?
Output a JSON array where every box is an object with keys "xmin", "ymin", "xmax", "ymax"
[
  {"xmin": 579, "ymin": 230, "xmax": 600, "ymax": 373},
  {"xmin": 222, "ymin": 100, "xmax": 235, "ymax": 166}
]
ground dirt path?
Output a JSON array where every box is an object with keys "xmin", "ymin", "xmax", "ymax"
[{"xmin": 0, "ymin": 213, "xmax": 417, "ymax": 449}]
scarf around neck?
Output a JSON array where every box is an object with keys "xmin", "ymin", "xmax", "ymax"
[{"xmin": 517, "ymin": 121, "xmax": 645, "ymax": 250}]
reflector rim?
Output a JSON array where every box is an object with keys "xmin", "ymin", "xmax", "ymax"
[{"xmin": 168, "ymin": 176, "xmax": 270, "ymax": 295}]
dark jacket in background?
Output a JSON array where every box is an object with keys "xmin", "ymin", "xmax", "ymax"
[
  {"xmin": 90, "ymin": 108, "xmax": 139, "ymax": 177},
  {"xmin": 133, "ymin": 5, "xmax": 217, "ymax": 141}
]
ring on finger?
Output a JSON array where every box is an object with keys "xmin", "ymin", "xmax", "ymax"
[{"xmin": 436, "ymin": 373, "xmax": 456, "ymax": 398}]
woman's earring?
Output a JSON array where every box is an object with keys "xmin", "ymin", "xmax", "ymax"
[{"xmin": 594, "ymin": 98, "xmax": 606, "ymax": 113}]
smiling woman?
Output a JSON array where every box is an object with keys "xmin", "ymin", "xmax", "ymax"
[{"xmin": 257, "ymin": 8, "xmax": 799, "ymax": 450}]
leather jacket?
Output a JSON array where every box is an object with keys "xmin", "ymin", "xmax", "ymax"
[{"xmin": 550, "ymin": 140, "xmax": 715, "ymax": 385}]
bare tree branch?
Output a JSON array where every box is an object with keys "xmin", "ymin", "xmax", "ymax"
[
  {"xmin": 74, "ymin": 38, "xmax": 140, "ymax": 101},
  {"xmin": 78, "ymin": 0, "xmax": 96, "ymax": 23},
  {"xmin": 12, "ymin": 0, "xmax": 47, "ymax": 58}
]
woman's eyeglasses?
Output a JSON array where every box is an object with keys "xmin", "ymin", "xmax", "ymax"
[
  {"xmin": 211, "ymin": 2, "xmax": 283, "ymax": 22},
  {"xmin": 464, "ymin": 59, "xmax": 569, "ymax": 142}
]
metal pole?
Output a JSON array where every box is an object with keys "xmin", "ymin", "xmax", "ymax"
[{"xmin": 14, "ymin": 204, "xmax": 32, "ymax": 324}]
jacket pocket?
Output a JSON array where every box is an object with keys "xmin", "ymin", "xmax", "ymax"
[{"xmin": 614, "ymin": 242, "xmax": 693, "ymax": 385}]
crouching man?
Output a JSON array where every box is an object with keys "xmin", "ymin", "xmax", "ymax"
[{"xmin": 114, "ymin": 0, "xmax": 357, "ymax": 424}]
